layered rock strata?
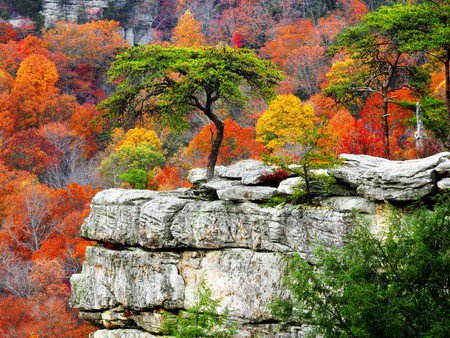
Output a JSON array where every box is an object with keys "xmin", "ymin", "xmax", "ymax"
[{"xmin": 71, "ymin": 154, "xmax": 450, "ymax": 337}]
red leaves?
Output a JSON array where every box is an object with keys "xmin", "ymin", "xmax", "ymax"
[{"xmin": 2, "ymin": 129, "xmax": 62, "ymax": 175}]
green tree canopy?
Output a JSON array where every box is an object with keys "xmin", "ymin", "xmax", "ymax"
[
  {"xmin": 98, "ymin": 45, "xmax": 282, "ymax": 179},
  {"xmin": 326, "ymin": 4, "xmax": 426, "ymax": 158},
  {"xmin": 357, "ymin": 1, "xmax": 450, "ymax": 146}
]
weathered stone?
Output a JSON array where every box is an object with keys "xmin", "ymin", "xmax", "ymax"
[
  {"xmin": 201, "ymin": 178, "xmax": 242, "ymax": 191},
  {"xmin": 187, "ymin": 166, "xmax": 226, "ymax": 184},
  {"xmin": 437, "ymin": 178, "xmax": 450, "ymax": 190},
  {"xmin": 218, "ymin": 159, "xmax": 271, "ymax": 179},
  {"xmin": 80, "ymin": 189, "xmax": 157, "ymax": 245},
  {"xmin": 321, "ymin": 197, "xmax": 378, "ymax": 214},
  {"xmin": 70, "ymin": 247, "xmax": 184, "ymax": 310},
  {"xmin": 138, "ymin": 195, "xmax": 189, "ymax": 248},
  {"xmin": 179, "ymin": 249, "xmax": 289, "ymax": 321},
  {"xmin": 92, "ymin": 329, "xmax": 159, "ymax": 338},
  {"xmin": 170, "ymin": 201, "xmax": 352, "ymax": 253},
  {"xmin": 217, "ymin": 185, "xmax": 278, "ymax": 201},
  {"xmin": 332, "ymin": 152, "xmax": 450, "ymax": 201},
  {"xmin": 277, "ymin": 177, "xmax": 304, "ymax": 195}
]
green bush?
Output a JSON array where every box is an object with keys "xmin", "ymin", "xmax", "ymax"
[
  {"xmin": 162, "ymin": 277, "xmax": 237, "ymax": 338},
  {"xmin": 271, "ymin": 197, "xmax": 450, "ymax": 337}
]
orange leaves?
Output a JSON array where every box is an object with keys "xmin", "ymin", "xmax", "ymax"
[
  {"xmin": 5, "ymin": 54, "xmax": 75, "ymax": 133},
  {"xmin": 43, "ymin": 20, "xmax": 126, "ymax": 70},
  {"xmin": 0, "ymin": 22, "xmax": 18, "ymax": 44},
  {"xmin": 172, "ymin": 10, "xmax": 206, "ymax": 47},
  {"xmin": 185, "ymin": 118, "xmax": 266, "ymax": 167}
]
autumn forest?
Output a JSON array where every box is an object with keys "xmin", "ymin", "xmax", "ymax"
[{"xmin": 0, "ymin": 0, "xmax": 449, "ymax": 336}]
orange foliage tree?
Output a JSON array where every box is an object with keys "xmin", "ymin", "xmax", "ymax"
[
  {"xmin": 4, "ymin": 54, "xmax": 75, "ymax": 134},
  {"xmin": 172, "ymin": 10, "xmax": 206, "ymax": 47},
  {"xmin": 43, "ymin": 20, "xmax": 126, "ymax": 101}
]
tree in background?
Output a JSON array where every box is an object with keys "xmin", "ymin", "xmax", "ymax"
[
  {"xmin": 326, "ymin": 21, "xmax": 416, "ymax": 158},
  {"xmin": 256, "ymin": 94, "xmax": 316, "ymax": 151},
  {"xmin": 359, "ymin": 1, "xmax": 450, "ymax": 146},
  {"xmin": 99, "ymin": 45, "xmax": 281, "ymax": 180},
  {"xmin": 185, "ymin": 118, "xmax": 266, "ymax": 167},
  {"xmin": 172, "ymin": 9, "xmax": 206, "ymax": 47},
  {"xmin": 271, "ymin": 198, "xmax": 450, "ymax": 337},
  {"xmin": 99, "ymin": 127, "xmax": 165, "ymax": 188}
]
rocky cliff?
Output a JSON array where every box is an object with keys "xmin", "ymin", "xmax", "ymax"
[
  {"xmin": 41, "ymin": 0, "xmax": 159, "ymax": 45},
  {"xmin": 71, "ymin": 153, "xmax": 450, "ymax": 337}
]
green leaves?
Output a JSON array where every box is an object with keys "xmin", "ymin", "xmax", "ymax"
[
  {"xmin": 162, "ymin": 277, "xmax": 237, "ymax": 338},
  {"xmin": 272, "ymin": 198, "xmax": 450, "ymax": 337},
  {"xmin": 98, "ymin": 45, "xmax": 282, "ymax": 128}
]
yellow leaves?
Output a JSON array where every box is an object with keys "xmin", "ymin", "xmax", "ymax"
[
  {"xmin": 109, "ymin": 127, "xmax": 163, "ymax": 153},
  {"xmin": 172, "ymin": 10, "xmax": 206, "ymax": 48},
  {"xmin": 119, "ymin": 127, "xmax": 163, "ymax": 151},
  {"xmin": 256, "ymin": 94, "xmax": 316, "ymax": 151}
]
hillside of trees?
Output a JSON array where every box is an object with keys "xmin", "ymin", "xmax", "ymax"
[{"xmin": 0, "ymin": 0, "xmax": 448, "ymax": 336}]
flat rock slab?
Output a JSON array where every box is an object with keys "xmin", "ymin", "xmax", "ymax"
[
  {"xmin": 332, "ymin": 152, "xmax": 450, "ymax": 201},
  {"xmin": 217, "ymin": 185, "xmax": 278, "ymax": 201},
  {"xmin": 70, "ymin": 247, "xmax": 184, "ymax": 311},
  {"xmin": 92, "ymin": 329, "xmax": 158, "ymax": 338}
]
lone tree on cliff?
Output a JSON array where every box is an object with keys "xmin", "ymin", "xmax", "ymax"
[{"xmin": 98, "ymin": 45, "xmax": 282, "ymax": 180}]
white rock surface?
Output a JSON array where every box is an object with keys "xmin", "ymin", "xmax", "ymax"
[
  {"xmin": 333, "ymin": 152, "xmax": 450, "ymax": 201},
  {"xmin": 217, "ymin": 185, "xmax": 278, "ymax": 201},
  {"xmin": 70, "ymin": 247, "xmax": 184, "ymax": 310}
]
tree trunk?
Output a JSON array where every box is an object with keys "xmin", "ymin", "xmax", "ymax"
[
  {"xmin": 415, "ymin": 102, "xmax": 424, "ymax": 156},
  {"xmin": 206, "ymin": 114, "xmax": 224, "ymax": 181},
  {"xmin": 445, "ymin": 49, "xmax": 450, "ymax": 148},
  {"xmin": 381, "ymin": 94, "xmax": 390, "ymax": 158}
]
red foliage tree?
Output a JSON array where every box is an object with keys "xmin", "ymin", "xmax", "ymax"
[
  {"xmin": 1, "ymin": 129, "xmax": 62, "ymax": 175},
  {"xmin": 185, "ymin": 118, "xmax": 267, "ymax": 167}
]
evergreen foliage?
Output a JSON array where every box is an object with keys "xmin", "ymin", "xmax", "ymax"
[{"xmin": 271, "ymin": 198, "xmax": 450, "ymax": 337}]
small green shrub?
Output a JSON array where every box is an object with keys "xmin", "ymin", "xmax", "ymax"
[{"xmin": 162, "ymin": 277, "xmax": 237, "ymax": 338}]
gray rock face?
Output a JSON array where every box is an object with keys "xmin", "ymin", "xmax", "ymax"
[
  {"xmin": 41, "ymin": 0, "xmax": 158, "ymax": 45},
  {"xmin": 82, "ymin": 191, "xmax": 353, "ymax": 253},
  {"xmin": 72, "ymin": 156, "xmax": 450, "ymax": 337},
  {"xmin": 333, "ymin": 152, "xmax": 450, "ymax": 201},
  {"xmin": 70, "ymin": 246, "xmax": 184, "ymax": 310}
]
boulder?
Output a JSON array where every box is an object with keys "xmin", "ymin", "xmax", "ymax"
[
  {"xmin": 92, "ymin": 329, "xmax": 158, "ymax": 338},
  {"xmin": 277, "ymin": 177, "xmax": 304, "ymax": 195},
  {"xmin": 80, "ymin": 189, "xmax": 158, "ymax": 245}
]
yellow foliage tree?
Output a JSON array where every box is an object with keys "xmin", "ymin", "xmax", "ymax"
[
  {"xmin": 116, "ymin": 127, "xmax": 163, "ymax": 151},
  {"xmin": 172, "ymin": 10, "xmax": 206, "ymax": 48},
  {"xmin": 256, "ymin": 94, "xmax": 316, "ymax": 150}
]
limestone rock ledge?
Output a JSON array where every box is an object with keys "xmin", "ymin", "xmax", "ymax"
[{"xmin": 71, "ymin": 153, "xmax": 450, "ymax": 337}]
